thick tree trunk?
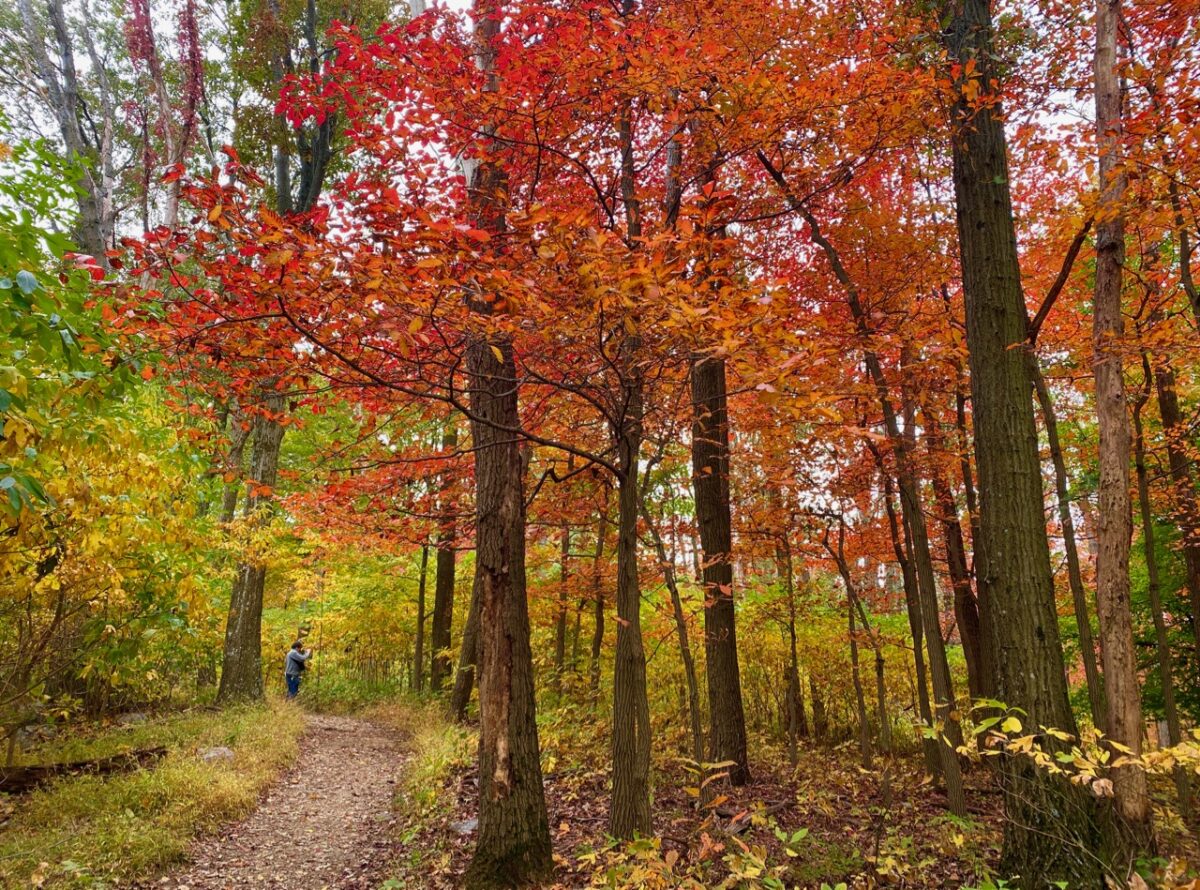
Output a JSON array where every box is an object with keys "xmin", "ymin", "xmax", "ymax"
[
  {"xmin": 461, "ymin": 3, "xmax": 552, "ymax": 883},
  {"xmin": 610, "ymin": 423, "xmax": 651, "ymax": 838},
  {"xmin": 1134, "ymin": 363, "xmax": 1192, "ymax": 818},
  {"xmin": 1092, "ymin": 0, "xmax": 1151, "ymax": 838},
  {"xmin": 941, "ymin": 0, "xmax": 1118, "ymax": 880},
  {"xmin": 220, "ymin": 404, "xmax": 252, "ymax": 524},
  {"xmin": 217, "ymin": 394, "xmax": 285, "ymax": 703},
  {"xmin": 1028, "ymin": 358, "xmax": 1106, "ymax": 729},
  {"xmin": 430, "ymin": 425, "xmax": 458, "ymax": 692},
  {"xmin": 691, "ymin": 356, "xmax": 751, "ymax": 786},
  {"xmin": 414, "ymin": 544, "xmax": 429, "ymax": 693}
]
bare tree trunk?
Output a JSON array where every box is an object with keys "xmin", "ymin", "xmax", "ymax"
[
  {"xmin": 413, "ymin": 544, "xmax": 429, "ymax": 692},
  {"xmin": 940, "ymin": 0, "xmax": 1119, "ymax": 879},
  {"xmin": 642, "ymin": 501, "xmax": 704, "ymax": 769},
  {"xmin": 589, "ymin": 499, "xmax": 609, "ymax": 697},
  {"xmin": 1153, "ymin": 363, "xmax": 1200, "ymax": 655},
  {"xmin": 449, "ymin": 575, "xmax": 481, "ymax": 723},
  {"xmin": 1092, "ymin": 0, "xmax": 1151, "ymax": 837},
  {"xmin": 554, "ymin": 461, "xmax": 572, "ymax": 693},
  {"xmin": 691, "ymin": 355, "xmax": 750, "ymax": 786},
  {"xmin": 461, "ymin": 3, "xmax": 552, "ymax": 883},
  {"xmin": 217, "ymin": 393, "xmax": 285, "ymax": 703},
  {"xmin": 1028, "ymin": 358, "xmax": 1106, "ymax": 729},
  {"xmin": 430, "ymin": 424, "xmax": 458, "ymax": 692},
  {"xmin": 1134, "ymin": 358, "xmax": 1192, "ymax": 818}
]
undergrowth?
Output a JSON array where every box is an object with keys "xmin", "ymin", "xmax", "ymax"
[{"xmin": 0, "ymin": 698, "xmax": 304, "ymax": 888}]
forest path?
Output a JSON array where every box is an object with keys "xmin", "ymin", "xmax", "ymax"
[{"xmin": 157, "ymin": 713, "xmax": 406, "ymax": 889}]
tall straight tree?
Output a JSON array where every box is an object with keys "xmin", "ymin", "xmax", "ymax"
[
  {"xmin": 430, "ymin": 422, "xmax": 458, "ymax": 691},
  {"xmin": 461, "ymin": 1, "xmax": 552, "ymax": 884},
  {"xmin": 939, "ymin": 0, "xmax": 1137, "ymax": 881},
  {"xmin": 1091, "ymin": 0, "xmax": 1151, "ymax": 841},
  {"xmin": 692, "ymin": 355, "xmax": 750, "ymax": 785}
]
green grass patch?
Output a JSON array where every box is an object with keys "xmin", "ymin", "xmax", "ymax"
[{"xmin": 0, "ymin": 698, "xmax": 305, "ymax": 888}]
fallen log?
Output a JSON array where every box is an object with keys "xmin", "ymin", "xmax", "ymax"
[{"xmin": 0, "ymin": 746, "xmax": 168, "ymax": 794}]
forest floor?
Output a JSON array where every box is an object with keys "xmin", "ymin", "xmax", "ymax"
[{"xmin": 149, "ymin": 713, "xmax": 407, "ymax": 889}]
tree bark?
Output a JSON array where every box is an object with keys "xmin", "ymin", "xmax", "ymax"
[
  {"xmin": 589, "ymin": 497, "xmax": 609, "ymax": 697},
  {"xmin": 1092, "ymin": 0, "xmax": 1151, "ymax": 836},
  {"xmin": 414, "ymin": 544, "xmax": 429, "ymax": 692},
  {"xmin": 1134, "ymin": 358, "xmax": 1192, "ymax": 818},
  {"xmin": 431, "ymin": 424, "xmax": 458, "ymax": 692},
  {"xmin": 1028, "ymin": 358, "xmax": 1106, "ymax": 729},
  {"xmin": 1153, "ymin": 363, "xmax": 1200, "ymax": 654},
  {"xmin": 449, "ymin": 573, "xmax": 481, "ymax": 723},
  {"xmin": 217, "ymin": 392, "xmax": 285, "ymax": 703},
  {"xmin": 691, "ymin": 355, "xmax": 751, "ymax": 785},
  {"xmin": 461, "ymin": 3, "xmax": 552, "ymax": 883},
  {"xmin": 940, "ymin": 0, "xmax": 1117, "ymax": 880}
]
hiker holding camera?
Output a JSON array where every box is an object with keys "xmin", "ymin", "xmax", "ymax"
[{"xmin": 284, "ymin": 640, "xmax": 312, "ymax": 698}]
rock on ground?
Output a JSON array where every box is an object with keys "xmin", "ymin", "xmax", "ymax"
[{"xmin": 154, "ymin": 713, "xmax": 405, "ymax": 889}]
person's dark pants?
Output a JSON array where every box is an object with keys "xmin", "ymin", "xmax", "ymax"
[{"xmin": 286, "ymin": 674, "xmax": 301, "ymax": 698}]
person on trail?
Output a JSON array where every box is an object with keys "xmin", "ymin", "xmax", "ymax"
[{"xmin": 285, "ymin": 640, "xmax": 312, "ymax": 698}]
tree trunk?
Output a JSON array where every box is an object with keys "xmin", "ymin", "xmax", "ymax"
[
  {"xmin": 430, "ymin": 424, "xmax": 458, "ymax": 692},
  {"xmin": 1028, "ymin": 358, "xmax": 1106, "ymax": 729},
  {"xmin": 873, "ymin": 442, "xmax": 941, "ymax": 777},
  {"xmin": 555, "ymin": 472, "xmax": 571, "ymax": 692},
  {"xmin": 1134, "ymin": 359, "xmax": 1192, "ymax": 818},
  {"xmin": 414, "ymin": 544, "xmax": 429, "ymax": 693},
  {"xmin": 691, "ymin": 356, "xmax": 751, "ymax": 786},
  {"xmin": 589, "ymin": 500, "xmax": 609, "ymax": 696},
  {"xmin": 1092, "ymin": 0, "xmax": 1151, "ymax": 837},
  {"xmin": 941, "ymin": 0, "xmax": 1115, "ymax": 880},
  {"xmin": 217, "ymin": 394, "xmax": 285, "ymax": 703},
  {"xmin": 923, "ymin": 408, "xmax": 989, "ymax": 700},
  {"xmin": 642, "ymin": 501, "xmax": 704, "ymax": 770},
  {"xmin": 449, "ymin": 573, "xmax": 481, "ymax": 723},
  {"xmin": 461, "ymin": 3, "xmax": 552, "ymax": 883},
  {"xmin": 610, "ymin": 420, "xmax": 651, "ymax": 838},
  {"xmin": 1153, "ymin": 363, "xmax": 1200, "ymax": 655},
  {"xmin": 809, "ymin": 674, "xmax": 827, "ymax": 740}
]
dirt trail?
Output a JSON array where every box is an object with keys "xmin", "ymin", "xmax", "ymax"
[{"xmin": 156, "ymin": 713, "xmax": 405, "ymax": 889}]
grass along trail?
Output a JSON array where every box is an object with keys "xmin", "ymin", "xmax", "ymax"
[{"xmin": 151, "ymin": 713, "xmax": 407, "ymax": 889}]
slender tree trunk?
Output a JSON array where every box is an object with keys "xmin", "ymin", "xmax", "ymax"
[
  {"xmin": 1153, "ymin": 363, "xmax": 1200, "ymax": 654},
  {"xmin": 555, "ymin": 468, "xmax": 571, "ymax": 693},
  {"xmin": 1134, "ymin": 360, "xmax": 1192, "ymax": 818},
  {"xmin": 691, "ymin": 356, "xmax": 751, "ymax": 786},
  {"xmin": 462, "ymin": 3, "xmax": 552, "ymax": 883},
  {"xmin": 1028, "ymin": 358, "xmax": 1106, "ymax": 728},
  {"xmin": 941, "ymin": 0, "xmax": 1116, "ymax": 880},
  {"xmin": 217, "ymin": 394, "xmax": 285, "ymax": 703},
  {"xmin": 923, "ymin": 409, "xmax": 989, "ymax": 700},
  {"xmin": 414, "ymin": 544, "xmax": 429, "ymax": 693},
  {"xmin": 589, "ymin": 500, "xmax": 609, "ymax": 696},
  {"xmin": 642, "ymin": 502, "xmax": 704, "ymax": 769},
  {"xmin": 449, "ymin": 574, "xmax": 481, "ymax": 723},
  {"xmin": 1092, "ymin": 0, "xmax": 1151, "ymax": 837},
  {"xmin": 776, "ymin": 536, "xmax": 806, "ymax": 766},
  {"xmin": 873, "ymin": 443, "xmax": 941, "ymax": 777},
  {"xmin": 431, "ymin": 424, "xmax": 458, "ymax": 692},
  {"xmin": 847, "ymin": 591, "xmax": 872, "ymax": 769},
  {"xmin": 809, "ymin": 674, "xmax": 827, "ymax": 740}
]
